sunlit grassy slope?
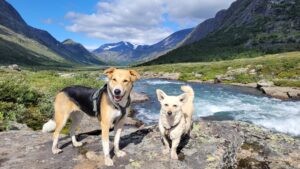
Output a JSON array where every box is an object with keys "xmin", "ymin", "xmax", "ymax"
[
  {"xmin": 136, "ymin": 52, "xmax": 300, "ymax": 87},
  {"xmin": 0, "ymin": 25, "xmax": 74, "ymax": 67}
]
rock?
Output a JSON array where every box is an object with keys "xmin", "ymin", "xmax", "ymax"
[
  {"xmin": 58, "ymin": 72, "xmax": 75, "ymax": 78},
  {"xmin": 205, "ymin": 79, "xmax": 215, "ymax": 84},
  {"xmin": 214, "ymin": 75, "xmax": 235, "ymax": 83},
  {"xmin": 230, "ymin": 83, "xmax": 257, "ymax": 88},
  {"xmin": 194, "ymin": 73, "xmax": 202, "ymax": 78},
  {"xmin": 257, "ymin": 80, "xmax": 274, "ymax": 89},
  {"xmin": 261, "ymin": 87, "xmax": 300, "ymax": 100},
  {"xmin": 7, "ymin": 64, "xmax": 21, "ymax": 71},
  {"xmin": 187, "ymin": 80, "xmax": 203, "ymax": 83},
  {"xmin": 0, "ymin": 121, "xmax": 299, "ymax": 169},
  {"xmin": 227, "ymin": 67, "xmax": 233, "ymax": 70},
  {"xmin": 248, "ymin": 69, "xmax": 256, "ymax": 75},
  {"xmin": 226, "ymin": 68, "xmax": 248, "ymax": 76},
  {"xmin": 142, "ymin": 72, "xmax": 180, "ymax": 80},
  {"xmin": 130, "ymin": 91, "xmax": 149, "ymax": 103},
  {"xmin": 287, "ymin": 89, "xmax": 300, "ymax": 100},
  {"xmin": 8, "ymin": 121, "xmax": 31, "ymax": 131}
]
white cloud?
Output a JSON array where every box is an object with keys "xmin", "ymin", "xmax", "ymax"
[
  {"xmin": 165, "ymin": 0, "xmax": 234, "ymax": 26},
  {"xmin": 65, "ymin": 0, "xmax": 235, "ymax": 45}
]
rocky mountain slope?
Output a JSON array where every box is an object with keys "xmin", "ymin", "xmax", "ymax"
[
  {"xmin": 93, "ymin": 28, "xmax": 193, "ymax": 65},
  {"xmin": 0, "ymin": 120, "xmax": 299, "ymax": 169},
  {"xmin": 143, "ymin": 0, "xmax": 300, "ymax": 65},
  {"xmin": 62, "ymin": 39, "xmax": 104, "ymax": 65},
  {"xmin": 0, "ymin": 0, "xmax": 102, "ymax": 66}
]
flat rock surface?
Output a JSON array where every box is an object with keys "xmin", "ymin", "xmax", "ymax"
[{"xmin": 0, "ymin": 121, "xmax": 299, "ymax": 169}]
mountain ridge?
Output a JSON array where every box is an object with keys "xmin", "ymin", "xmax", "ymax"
[
  {"xmin": 143, "ymin": 0, "xmax": 300, "ymax": 65},
  {"xmin": 0, "ymin": 0, "xmax": 103, "ymax": 66},
  {"xmin": 92, "ymin": 28, "xmax": 193, "ymax": 65}
]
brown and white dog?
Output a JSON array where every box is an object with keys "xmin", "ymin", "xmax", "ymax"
[
  {"xmin": 156, "ymin": 86, "xmax": 194, "ymax": 160},
  {"xmin": 42, "ymin": 67, "xmax": 140, "ymax": 166}
]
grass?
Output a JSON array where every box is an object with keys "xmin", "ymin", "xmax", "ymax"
[
  {"xmin": 136, "ymin": 51, "xmax": 300, "ymax": 86},
  {"xmin": 0, "ymin": 69, "xmax": 104, "ymax": 131}
]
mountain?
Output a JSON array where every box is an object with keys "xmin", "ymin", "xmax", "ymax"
[
  {"xmin": 143, "ymin": 0, "xmax": 300, "ymax": 65},
  {"xmin": 62, "ymin": 39, "xmax": 104, "ymax": 65},
  {"xmin": 93, "ymin": 28, "xmax": 193, "ymax": 65},
  {"xmin": 0, "ymin": 0, "xmax": 103, "ymax": 66}
]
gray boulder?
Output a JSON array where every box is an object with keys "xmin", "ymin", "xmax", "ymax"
[
  {"xmin": 0, "ymin": 121, "xmax": 299, "ymax": 169},
  {"xmin": 8, "ymin": 64, "xmax": 21, "ymax": 71}
]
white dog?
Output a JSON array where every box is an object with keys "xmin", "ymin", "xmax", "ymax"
[{"xmin": 156, "ymin": 85, "xmax": 194, "ymax": 160}]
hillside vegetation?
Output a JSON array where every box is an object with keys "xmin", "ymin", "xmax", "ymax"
[
  {"xmin": 0, "ymin": 69, "xmax": 104, "ymax": 131},
  {"xmin": 144, "ymin": 0, "xmax": 300, "ymax": 65},
  {"xmin": 137, "ymin": 52, "xmax": 300, "ymax": 87}
]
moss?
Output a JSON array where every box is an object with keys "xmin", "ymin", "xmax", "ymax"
[
  {"xmin": 237, "ymin": 157, "xmax": 270, "ymax": 169},
  {"xmin": 241, "ymin": 141, "xmax": 263, "ymax": 152},
  {"xmin": 130, "ymin": 160, "xmax": 143, "ymax": 168}
]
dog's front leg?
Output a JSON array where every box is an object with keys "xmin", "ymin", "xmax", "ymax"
[
  {"xmin": 170, "ymin": 137, "xmax": 180, "ymax": 160},
  {"xmin": 114, "ymin": 117, "xmax": 126, "ymax": 157},
  {"xmin": 161, "ymin": 135, "xmax": 170, "ymax": 154},
  {"xmin": 101, "ymin": 121, "xmax": 114, "ymax": 166}
]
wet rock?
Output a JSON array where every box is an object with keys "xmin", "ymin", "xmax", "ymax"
[
  {"xmin": 230, "ymin": 83, "xmax": 257, "ymax": 88},
  {"xmin": 257, "ymin": 79, "xmax": 274, "ymax": 89},
  {"xmin": 187, "ymin": 80, "xmax": 203, "ymax": 83},
  {"xmin": 261, "ymin": 86, "xmax": 300, "ymax": 100},
  {"xmin": 130, "ymin": 91, "xmax": 149, "ymax": 103}
]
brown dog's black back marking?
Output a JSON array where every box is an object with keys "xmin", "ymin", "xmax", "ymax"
[{"xmin": 61, "ymin": 85, "xmax": 99, "ymax": 117}]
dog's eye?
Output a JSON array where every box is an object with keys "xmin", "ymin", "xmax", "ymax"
[
  {"xmin": 164, "ymin": 104, "xmax": 168, "ymax": 107},
  {"xmin": 173, "ymin": 105, "xmax": 178, "ymax": 108},
  {"xmin": 113, "ymin": 78, "xmax": 117, "ymax": 81},
  {"xmin": 123, "ymin": 80, "xmax": 128, "ymax": 83}
]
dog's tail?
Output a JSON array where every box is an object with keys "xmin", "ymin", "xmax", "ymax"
[
  {"xmin": 181, "ymin": 85, "xmax": 194, "ymax": 102},
  {"xmin": 42, "ymin": 119, "xmax": 56, "ymax": 133}
]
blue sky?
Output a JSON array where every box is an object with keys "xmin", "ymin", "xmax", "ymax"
[{"xmin": 7, "ymin": 0, "xmax": 234, "ymax": 49}]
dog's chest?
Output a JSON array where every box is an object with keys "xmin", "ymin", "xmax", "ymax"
[{"xmin": 111, "ymin": 108, "xmax": 122, "ymax": 120}]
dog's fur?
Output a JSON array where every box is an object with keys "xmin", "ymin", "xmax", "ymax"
[
  {"xmin": 42, "ymin": 67, "xmax": 140, "ymax": 166},
  {"xmin": 156, "ymin": 86, "xmax": 194, "ymax": 160}
]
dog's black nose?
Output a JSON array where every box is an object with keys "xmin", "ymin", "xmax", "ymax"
[
  {"xmin": 167, "ymin": 111, "xmax": 172, "ymax": 116},
  {"xmin": 114, "ymin": 89, "xmax": 121, "ymax": 95}
]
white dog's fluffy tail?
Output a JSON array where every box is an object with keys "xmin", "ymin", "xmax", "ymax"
[
  {"xmin": 181, "ymin": 85, "xmax": 194, "ymax": 102},
  {"xmin": 42, "ymin": 119, "xmax": 56, "ymax": 133}
]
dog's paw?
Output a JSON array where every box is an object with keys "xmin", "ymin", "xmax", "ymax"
[
  {"xmin": 171, "ymin": 151, "xmax": 178, "ymax": 160},
  {"xmin": 52, "ymin": 148, "xmax": 62, "ymax": 154},
  {"xmin": 162, "ymin": 148, "xmax": 170, "ymax": 154},
  {"xmin": 115, "ymin": 150, "xmax": 126, "ymax": 157},
  {"xmin": 105, "ymin": 157, "xmax": 114, "ymax": 166},
  {"xmin": 73, "ymin": 141, "xmax": 83, "ymax": 147}
]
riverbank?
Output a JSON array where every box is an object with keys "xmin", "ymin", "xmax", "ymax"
[
  {"xmin": 136, "ymin": 52, "xmax": 300, "ymax": 100},
  {"xmin": 1, "ymin": 120, "xmax": 299, "ymax": 169}
]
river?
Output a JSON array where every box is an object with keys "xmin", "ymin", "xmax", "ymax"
[{"xmin": 132, "ymin": 78, "xmax": 300, "ymax": 136}]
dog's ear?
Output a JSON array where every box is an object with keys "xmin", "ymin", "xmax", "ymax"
[
  {"xmin": 104, "ymin": 67, "xmax": 116, "ymax": 79},
  {"xmin": 179, "ymin": 93, "xmax": 188, "ymax": 103},
  {"xmin": 129, "ymin": 70, "xmax": 140, "ymax": 81},
  {"xmin": 156, "ymin": 89, "xmax": 167, "ymax": 102}
]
